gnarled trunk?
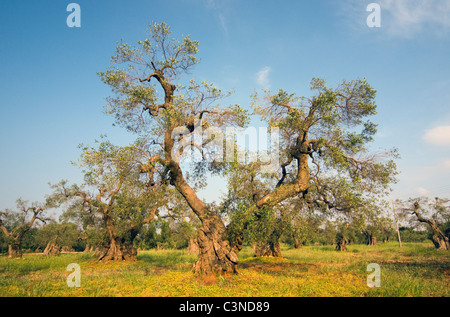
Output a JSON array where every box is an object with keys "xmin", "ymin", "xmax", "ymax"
[
  {"xmin": 431, "ymin": 233, "xmax": 450, "ymax": 250},
  {"xmin": 413, "ymin": 202, "xmax": 449, "ymax": 250},
  {"xmin": 255, "ymin": 241, "xmax": 282, "ymax": 257},
  {"xmin": 335, "ymin": 233, "xmax": 348, "ymax": 251},
  {"xmin": 192, "ymin": 214, "xmax": 238, "ymax": 275},
  {"xmin": 293, "ymin": 237, "xmax": 303, "ymax": 249},
  {"xmin": 363, "ymin": 231, "xmax": 377, "ymax": 246},
  {"xmin": 98, "ymin": 211, "xmax": 138, "ymax": 262},
  {"xmin": 84, "ymin": 244, "xmax": 94, "ymax": 253},
  {"xmin": 97, "ymin": 238, "xmax": 137, "ymax": 261},
  {"xmin": 43, "ymin": 240, "xmax": 61, "ymax": 256},
  {"xmin": 167, "ymin": 155, "xmax": 238, "ymax": 274},
  {"xmin": 367, "ymin": 235, "xmax": 377, "ymax": 246},
  {"xmin": 8, "ymin": 243, "xmax": 22, "ymax": 258},
  {"xmin": 255, "ymin": 231, "xmax": 282, "ymax": 257}
]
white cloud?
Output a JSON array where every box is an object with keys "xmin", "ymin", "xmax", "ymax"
[
  {"xmin": 256, "ymin": 66, "xmax": 271, "ymax": 89},
  {"xmin": 423, "ymin": 126, "xmax": 450, "ymax": 146},
  {"xmin": 336, "ymin": 0, "xmax": 450, "ymax": 38},
  {"xmin": 204, "ymin": 0, "xmax": 229, "ymax": 36},
  {"xmin": 217, "ymin": 13, "xmax": 228, "ymax": 36},
  {"xmin": 204, "ymin": 0, "xmax": 218, "ymax": 9},
  {"xmin": 416, "ymin": 187, "xmax": 430, "ymax": 196},
  {"xmin": 443, "ymin": 159, "xmax": 450, "ymax": 169},
  {"xmin": 379, "ymin": 0, "xmax": 450, "ymax": 37}
]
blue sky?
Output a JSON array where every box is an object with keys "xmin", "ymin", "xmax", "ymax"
[{"xmin": 1, "ymin": 0, "xmax": 450, "ymax": 211}]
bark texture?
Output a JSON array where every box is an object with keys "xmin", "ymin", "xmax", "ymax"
[
  {"xmin": 96, "ymin": 192, "xmax": 138, "ymax": 262},
  {"xmin": 188, "ymin": 237, "xmax": 200, "ymax": 255},
  {"xmin": 192, "ymin": 214, "xmax": 239, "ymax": 275}
]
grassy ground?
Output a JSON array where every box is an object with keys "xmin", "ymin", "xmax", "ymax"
[{"xmin": 0, "ymin": 242, "xmax": 448, "ymax": 297}]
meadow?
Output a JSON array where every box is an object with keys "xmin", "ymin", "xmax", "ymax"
[{"xmin": 0, "ymin": 242, "xmax": 448, "ymax": 297}]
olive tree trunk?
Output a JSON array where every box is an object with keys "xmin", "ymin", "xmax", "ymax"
[
  {"xmin": 412, "ymin": 202, "xmax": 449, "ymax": 250},
  {"xmin": 335, "ymin": 233, "xmax": 348, "ymax": 251},
  {"xmin": 367, "ymin": 234, "xmax": 377, "ymax": 246},
  {"xmin": 254, "ymin": 231, "xmax": 282, "ymax": 257},
  {"xmin": 431, "ymin": 232, "xmax": 450, "ymax": 250},
  {"xmin": 43, "ymin": 240, "xmax": 61, "ymax": 256},
  {"xmin": 192, "ymin": 214, "xmax": 239, "ymax": 275},
  {"xmin": 97, "ymin": 238, "xmax": 137, "ymax": 261},
  {"xmin": 8, "ymin": 243, "xmax": 22, "ymax": 258},
  {"xmin": 188, "ymin": 237, "xmax": 200, "ymax": 255},
  {"xmin": 166, "ymin": 142, "xmax": 239, "ymax": 274},
  {"xmin": 97, "ymin": 212, "xmax": 137, "ymax": 261}
]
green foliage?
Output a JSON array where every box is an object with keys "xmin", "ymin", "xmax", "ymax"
[
  {"xmin": 252, "ymin": 76, "xmax": 398, "ymax": 205},
  {"xmin": 35, "ymin": 222, "xmax": 83, "ymax": 251},
  {"xmin": 398, "ymin": 227, "xmax": 429, "ymax": 243},
  {"xmin": 99, "ymin": 22, "xmax": 198, "ymax": 132},
  {"xmin": 135, "ymin": 219, "xmax": 196, "ymax": 250},
  {"xmin": 245, "ymin": 208, "xmax": 279, "ymax": 245}
]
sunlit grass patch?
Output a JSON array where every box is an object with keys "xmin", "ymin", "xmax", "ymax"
[{"xmin": 0, "ymin": 243, "xmax": 448, "ymax": 297}]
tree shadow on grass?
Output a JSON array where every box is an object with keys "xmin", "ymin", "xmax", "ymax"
[{"xmin": 378, "ymin": 260, "xmax": 450, "ymax": 278}]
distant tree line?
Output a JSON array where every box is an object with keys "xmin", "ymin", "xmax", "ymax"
[{"xmin": 2, "ymin": 197, "xmax": 447, "ymax": 255}]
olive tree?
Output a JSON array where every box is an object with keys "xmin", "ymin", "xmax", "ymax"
[
  {"xmin": 400, "ymin": 198, "xmax": 450, "ymax": 250},
  {"xmin": 225, "ymin": 78, "xmax": 398, "ymax": 255},
  {"xmin": 97, "ymin": 21, "xmax": 398, "ymax": 273},
  {"xmin": 52, "ymin": 138, "xmax": 170, "ymax": 261},
  {"xmin": 0, "ymin": 199, "xmax": 52, "ymax": 258},
  {"xmin": 98, "ymin": 22, "xmax": 248, "ymax": 274}
]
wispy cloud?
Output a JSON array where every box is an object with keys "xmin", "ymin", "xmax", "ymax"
[
  {"xmin": 423, "ymin": 126, "xmax": 450, "ymax": 146},
  {"xmin": 443, "ymin": 159, "xmax": 450, "ymax": 169},
  {"xmin": 217, "ymin": 13, "xmax": 228, "ymax": 36},
  {"xmin": 379, "ymin": 0, "xmax": 450, "ymax": 37},
  {"xmin": 394, "ymin": 159, "xmax": 450, "ymax": 199},
  {"xmin": 336, "ymin": 0, "xmax": 450, "ymax": 38},
  {"xmin": 204, "ymin": 0, "xmax": 229, "ymax": 36},
  {"xmin": 256, "ymin": 66, "xmax": 271, "ymax": 89},
  {"xmin": 416, "ymin": 187, "xmax": 430, "ymax": 196}
]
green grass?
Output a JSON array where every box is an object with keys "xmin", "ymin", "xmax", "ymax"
[{"xmin": 0, "ymin": 242, "xmax": 448, "ymax": 297}]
